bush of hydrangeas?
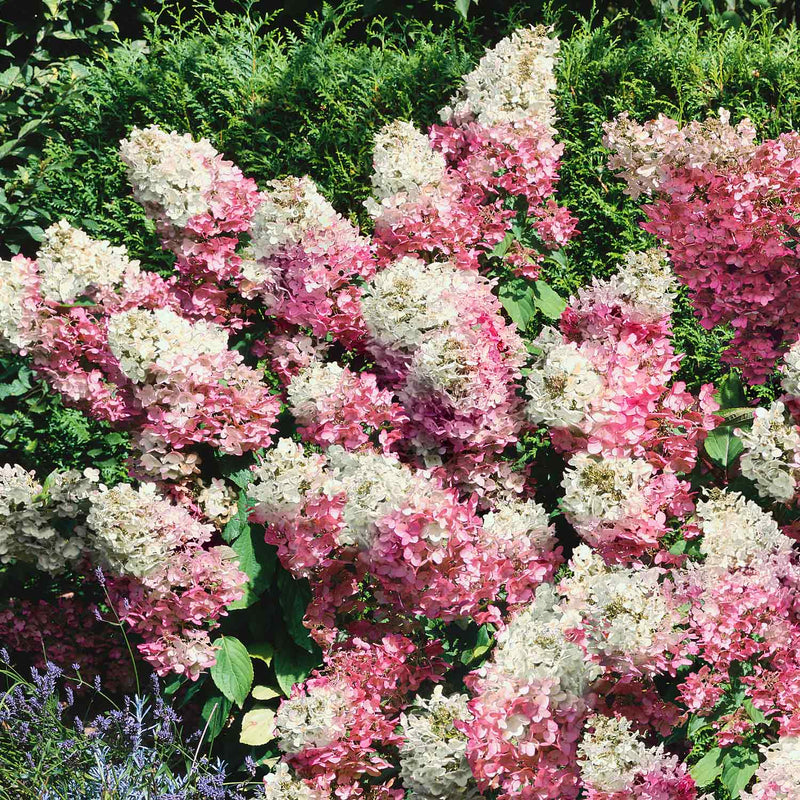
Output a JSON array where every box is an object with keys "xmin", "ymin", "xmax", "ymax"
[{"xmin": 4, "ymin": 18, "xmax": 800, "ymax": 800}]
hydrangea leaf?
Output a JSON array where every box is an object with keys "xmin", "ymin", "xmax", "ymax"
[{"xmin": 210, "ymin": 635, "xmax": 253, "ymax": 708}]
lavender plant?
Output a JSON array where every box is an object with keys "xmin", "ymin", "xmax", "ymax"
[{"xmin": 0, "ymin": 652, "xmax": 260, "ymax": 800}]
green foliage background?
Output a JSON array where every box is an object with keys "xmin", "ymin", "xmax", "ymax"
[{"xmin": 3, "ymin": 0, "xmax": 800, "ymax": 792}]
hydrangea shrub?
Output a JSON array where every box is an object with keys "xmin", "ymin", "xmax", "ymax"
[{"xmin": 2, "ymin": 23, "xmax": 800, "ymax": 800}]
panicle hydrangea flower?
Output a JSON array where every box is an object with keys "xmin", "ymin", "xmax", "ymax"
[
  {"xmin": 196, "ymin": 478, "xmax": 237, "ymax": 525},
  {"xmin": 244, "ymin": 176, "xmax": 374, "ymax": 348},
  {"xmin": 479, "ymin": 497, "xmax": 561, "ymax": 606},
  {"xmin": 524, "ymin": 326, "xmax": 605, "ymax": 428},
  {"xmin": 35, "ymin": 220, "xmax": 140, "ymax": 304},
  {"xmin": 561, "ymin": 453, "xmax": 652, "ymax": 525},
  {"xmin": 544, "ymin": 249, "xmax": 717, "ymax": 473},
  {"xmin": 120, "ymin": 125, "xmax": 218, "ymax": 227},
  {"xmin": 106, "ymin": 307, "xmax": 229, "ymax": 384},
  {"xmin": 486, "ymin": 584, "xmax": 602, "ymax": 702},
  {"xmin": 577, "ymin": 714, "xmax": 657, "ymax": 792},
  {"xmin": 603, "ymin": 108, "xmax": 757, "ymax": 200},
  {"xmin": 440, "ymin": 25, "xmax": 559, "ymax": 129},
  {"xmin": 0, "ymin": 256, "xmax": 41, "ymax": 352},
  {"xmin": 577, "ymin": 714, "xmax": 696, "ymax": 799},
  {"xmin": 560, "ymin": 453, "xmax": 691, "ymax": 561},
  {"xmin": 85, "ymin": 482, "xmax": 209, "ymax": 581},
  {"xmin": 249, "ymin": 176, "xmax": 340, "ymax": 262},
  {"xmin": 398, "ymin": 686, "xmax": 477, "ymax": 799},
  {"xmin": 738, "ymin": 402, "xmax": 800, "ymax": 503},
  {"xmin": 365, "ymin": 119, "xmax": 447, "ymax": 214},
  {"xmin": 462, "ymin": 585, "xmax": 600, "ymax": 800},
  {"xmin": 600, "ymin": 248, "xmax": 677, "ymax": 322},
  {"xmin": 696, "ymin": 489, "xmax": 793, "ymax": 570},
  {"xmin": 0, "ymin": 464, "xmax": 99, "ymax": 573},
  {"xmin": 742, "ymin": 736, "xmax": 800, "ymax": 800},
  {"xmin": 781, "ymin": 339, "xmax": 800, "ymax": 398},
  {"xmin": 113, "ymin": 542, "xmax": 245, "ymax": 679},
  {"xmin": 671, "ymin": 553, "xmax": 800, "ymax": 737},
  {"xmin": 325, "ymin": 445, "xmax": 420, "ymax": 550},
  {"xmin": 559, "ymin": 545, "xmax": 681, "ymax": 673},
  {"xmin": 360, "ymin": 257, "xmax": 480, "ymax": 352},
  {"xmin": 607, "ymin": 114, "xmax": 800, "ymax": 382},
  {"xmin": 249, "ymin": 439, "xmax": 331, "ymax": 522},
  {"xmin": 0, "ymin": 596, "xmax": 134, "ymax": 692},
  {"xmin": 287, "ymin": 360, "xmax": 407, "ymax": 452},
  {"xmin": 264, "ymin": 762, "xmax": 327, "ymax": 800},
  {"xmin": 274, "ymin": 683, "xmax": 351, "ymax": 755}
]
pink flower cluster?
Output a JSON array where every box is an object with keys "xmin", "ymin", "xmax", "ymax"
[
  {"xmin": 604, "ymin": 110, "xmax": 800, "ymax": 382},
  {"xmin": 0, "ymin": 596, "xmax": 134, "ymax": 693},
  {"xmin": 371, "ymin": 119, "xmax": 576, "ymax": 277}
]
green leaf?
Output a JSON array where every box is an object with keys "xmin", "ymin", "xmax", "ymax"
[
  {"xmin": 743, "ymin": 699, "xmax": 767, "ymax": 725},
  {"xmin": 227, "ymin": 525, "xmax": 277, "ymax": 609},
  {"xmin": 222, "ymin": 491, "xmax": 251, "ymax": 543},
  {"xmin": 274, "ymin": 639, "xmax": 320, "ymax": 697},
  {"xmin": 240, "ymin": 707, "xmax": 276, "ymax": 746},
  {"xmin": 200, "ymin": 694, "xmax": 232, "ymax": 743},
  {"xmin": 721, "ymin": 746, "xmax": 760, "ymax": 797},
  {"xmin": 690, "ymin": 747, "xmax": 724, "ymax": 787},
  {"xmin": 252, "ymin": 684, "xmax": 280, "ymax": 701},
  {"xmin": 454, "ymin": 0, "xmax": 472, "ymax": 20},
  {"xmin": 498, "ymin": 279, "xmax": 536, "ymax": 332},
  {"xmin": 210, "ymin": 635, "xmax": 253, "ymax": 708},
  {"xmin": 460, "ymin": 624, "xmax": 493, "ymax": 666},
  {"xmin": 532, "ymin": 280, "xmax": 567, "ymax": 320},
  {"xmin": 278, "ymin": 570, "xmax": 314, "ymax": 652},
  {"xmin": 249, "ymin": 641, "xmax": 274, "ymax": 666},
  {"xmin": 490, "ymin": 232, "xmax": 514, "ymax": 259},
  {"xmin": 717, "ymin": 371, "xmax": 746, "ymax": 410},
  {"xmin": 704, "ymin": 427, "xmax": 744, "ymax": 467}
]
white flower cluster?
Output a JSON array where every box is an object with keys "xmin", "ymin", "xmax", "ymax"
[
  {"xmin": 196, "ymin": 478, "xmax": 237, "ymax": 525},
  {"xmin": 250, "ymin": 176, "xmax": 340, "ymax": 262},
  {"xmin": 482, "ymin": 497, "xmax": 554, "ymax": 552},
  {"xmin": 249, "ymin": 439, "xmax": 330, "ymax": 520},
  {"xmin": 490, "ymin": 584, "xmax": 601, "ymax": 705},
  {"xmin": 361, "ymin": 257, "xmax": 484, "ymax": 351},
  {"xmin": 263, "ymin": 762, "xmax": 325, "ymax": 800},
  {"xmin": 365, "ymin": 119, "xmax": 446, "ymax": 216},
  {"xmin": 409, "ymin": 329, "xmax": 477, "ymax": 404},
  {"xmin": 738, "ymin": 401, "xmax": 800, "ymax": 503},
  {"xmin": 0, "ymin": 465, "xmax": 99, "ymax": 573},
  {"xmin": 120, "ymin": 125, "xmax": 218, "ymax": 227},
  {"xmin": 577, "ymin": 714, "xmax": 658, "ymax": 792},
  {"xmin": 524, "ymin": 326, "xmax": 604, "ymax": 428},
  {"xmin": 85, "ymin": 483, "xmax": 182, "ymax": 579},
  {"xmin": 274, "ymin": 684, "xmax": 349, "ymax": 755},
  {"xmin": 440, "ymin": 26, "xmax": 559, "ymax": 128},
  {"xmin": 286, "ymin": 361, "xmax": 347, "ymax": 425},
  {"xmin": 106, "ymin": 307, "xmax": 229, "ymax": 383},
  {"xmin": 561, "ymin": 453, "xmax": 652, "ymax": 524},
  {"xmin": 561, "ymin": 545, "xmax": 673, "ymax": 662},
  {"xmin": 326, "ymin": 445, "xmax": 421, "ymax": 550},
  {"xmin": 741, "ymin": 736, "xmax": 800, "ymax": 800},
  {"xmin": 598, "ymin": 248, "xmax": 677, "ymax": 321},
  {"xmin": 36, "ymin": 220, "xmax": 139, "ymax": 304},
  {"xmin": 399, "ymin": 686, "xmax": 477, "ymax": 800},
  {"xmin": 0, "ymin": 258, "xmax": 35, "ymax": 352},
  {"xmin": 781, "ymin": 338, "xmax": 800, "ymax": 398},
  {"xmin": 603, "ymin": 109, "xmax": 757, "ymax": 200},
  {"xmin": 696, "ymin": 489, "xmax": 792, "ymax": 570}
]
